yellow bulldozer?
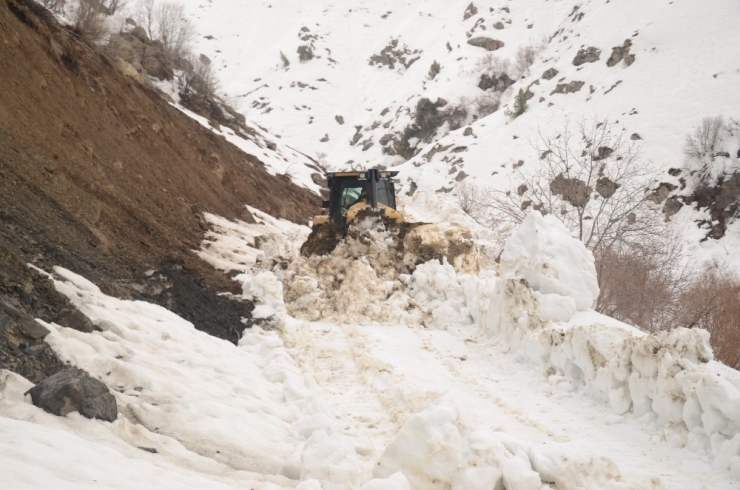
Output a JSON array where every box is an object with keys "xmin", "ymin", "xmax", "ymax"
[
  {"xmin": 313, "ymin": 169, "xmax": 403, "ymax": 227},
  {"xmin": 300, "ymin": 169, "xmax": 479, "ymax": 274}
]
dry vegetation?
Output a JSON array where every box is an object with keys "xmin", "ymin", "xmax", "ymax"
[{"xmin": 459, "ymin": 118, "xmax": 740, "ymax": 369}]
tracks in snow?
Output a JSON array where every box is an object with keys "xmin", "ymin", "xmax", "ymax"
[{"xmin": 284, "ymin": 320, "xmax": 734, "ymax": 489}]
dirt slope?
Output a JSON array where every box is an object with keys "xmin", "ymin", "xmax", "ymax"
[{"xmin": 0, "ymin": 0, "xmax": 319, "ymax": 380}]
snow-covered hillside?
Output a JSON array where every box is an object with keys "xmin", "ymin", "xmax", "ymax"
[{"xmin": 185, "ymin": 0, "xmax": 740, "ymax": 260}]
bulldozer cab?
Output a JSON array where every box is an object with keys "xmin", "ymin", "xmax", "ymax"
[{"xmin": 322, "ymin": 169, "xmax": 400, "ymax": 225}]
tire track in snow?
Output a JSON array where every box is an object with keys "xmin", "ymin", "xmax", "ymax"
[
  {"xmin": 282, "ymin": 321, "xmax": 411, "ymax": 476},
  {"xmin": 412, "ymin": 327, "xmax": 570, "ymax": 443},
  {"xmin": 410, "ymin": 326, "xmax": 735, "ymax": 490}
]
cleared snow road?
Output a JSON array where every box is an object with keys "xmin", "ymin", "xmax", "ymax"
[{"xmin": 286, "ymin": 320, "xmax": 735, "ymax": 489}]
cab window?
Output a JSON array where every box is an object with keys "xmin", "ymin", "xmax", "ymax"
[
  {"xmin": 340, "ymin": 182, "xmax": 364, "ymax": 214},
  {"xmin": 377, "ymin": 179, "xmax": 393, "ymax": 207}
]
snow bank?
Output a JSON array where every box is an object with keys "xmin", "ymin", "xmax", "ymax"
[
  {"xmin": 499, "ymin": 211, "xmax": 599, "ymax": 311},
  {"xmin": 479, "ymin": 213, "xmax": 740, "ymax": 473},
  {"xmin": 29, "ymin": 267, "xmax": 369, "ymax": 489},
  {"xmin": 375, "ymin": 401, "xmax": 623, "ymax": 489}
]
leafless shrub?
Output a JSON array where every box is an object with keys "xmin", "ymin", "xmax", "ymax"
[
  {"xmin": 595, "ymin": 234, "xmax": 690, "ymax": 332},
  {"xmin": 458, "ymin": 182, "xmax": 484, "ymax": 217},
  {"xmin": 515, "ymin": 44, "xmax": 537, "ymax": 75},
  {"xmin": 474, "ymin": 53, "xmax": 511, "ymax": 78},
  {"xmin": 676, "ymin": 266, "xmax": 740, "ymax": 369},
  {"xmin": 178, "ymin": 54, "xmax": 217, "ymax": 100},
  {"xmin": 685, "ymin": 116, "xmax": 726, "ymax": 162},
  {"xmin": 71, "ymin": 0, "xmax": 106, "ymax": 42},
  {"xmin": 472, "ymin": 92, "xmax": 501, "ymax": 117},
  {"xmin": 38, "ymin": 0, "xmax": 66, "ymax": 13}
]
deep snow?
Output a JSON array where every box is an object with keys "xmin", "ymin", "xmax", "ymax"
[{"xmin": 4, "ymin": 207, "xmax": 740, "ymax": 489}]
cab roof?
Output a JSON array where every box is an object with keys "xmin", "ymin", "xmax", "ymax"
[{"xmin": 325, "ymin": 169, "xmax": 399, "ymax": 179}]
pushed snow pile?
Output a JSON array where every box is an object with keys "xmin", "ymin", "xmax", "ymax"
[
  {"xmin": 403, "ymin": 223, "xmax": 479, "ymax": 275},
  {"xmin": 407, "ymin": 260, "xmax": 474, "ymax": 329},
  {"xmin": 239, "ymin": 271, "xmax": 288, "ymax": 330},
  {"xmin": 476, "ymin": 213, "xmax": 740, "ymax": 472},
  {"xmin": 500, "ymin": 211, "xmax": 599, "ymax": 311},
  {"xmin": 252, "ymin": 217, "xmax": 476, "ymax": 327},
  {"xmin": 375, "ymin": 402, "xmax": 622, "ymax": 489}
]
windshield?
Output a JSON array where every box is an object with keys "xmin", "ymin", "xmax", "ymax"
[{"xmin": 340, "ymin": 183, "xmax": 365, "ymax": 214}]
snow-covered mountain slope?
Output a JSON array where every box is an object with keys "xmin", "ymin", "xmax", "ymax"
[
  {"xmin": 186, "ymin": 0, "xmax": 738, "ymax": 172},
  {"xmin": 185, "ymin": 0, "xmax": 740, "ymax": 260}
]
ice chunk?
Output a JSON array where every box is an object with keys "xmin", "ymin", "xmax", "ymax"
[
  {"xmin": 500, "ymin": 211, "xmax": 599, "ymax": 310},
  {"xmin": 360, "ymin": 472, "xmax": 411, "ymax": 490},
  {"xmin": 374, "ymin": 404, "xmax": 462, "ymax": 489}
]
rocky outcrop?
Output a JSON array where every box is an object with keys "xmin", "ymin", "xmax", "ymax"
[
  {"xmin": 478, "ymin": 72, "xmax": 514, "ymax": 92},
  {"xmin": 463, "ymin": 2, "xmax": 478, "ymax": 20},
  {"xmin": 541, "ymin": 68, "xmax": 558, "ymax": 80},
  {"xmin": 467, "ymin": 37, "xmax": 505, "ymax": 51},
  {"xmin": 1, "ymin": 301, "xmax": 65, "ymax": 384},
  {"xmin": 572, "ymin": 46, "xmax": 601, "ymax": 66},
  {"xmin": 55, "ymin": 309, "xmax": 94, "ymax": 333},
  {"xmin": 550, "ymin": 80, "xmax": 585, "ymax": 95},
  {"xmin": 369, "ymin": 39, "xmax": 421, "ymax": 70},
  {"xmin": 27, "ymin": 368, "xmax": 118, "ymax": 422},
  {"xmin": 607, "ymin": 39, "xmax": 635, "ymax": 67}
]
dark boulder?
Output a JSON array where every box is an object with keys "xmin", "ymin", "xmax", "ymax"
[
  {"xmin": 27, "ymin": 368, "xmax": 117, "ymax": 422},
  {"xmin": 56, "ymin": 308, "xmax": 94, "ymax": 333},
  {"xmin": 478, "ymin": 73, "xmax": 514, "ymax": 92},
  {"xmin": 542, "ymin": 68, "xmax": 559, "ymax": 80},
  {"xmin": 467, "ymin": 37, "xmax": 505, "ymax": 51},
  {"xmin": 572, "ymin": 47, "xmax": 601, "ymax": 66}
]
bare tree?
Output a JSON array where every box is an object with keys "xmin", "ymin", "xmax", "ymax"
[
  {"xmin": 594, "ymin": 232, "xmax": 691, "ymax": 332},
  {"xmin": 135, "ymin": 0, "xmax": 156, "ymax": 39},
  {"xmin": 104, "ymin": 0, "xmax": 128, "ymax": 15},
  {"xmin": 684, "ymin": 116, "xmax": 726, "ymax": 162},
  {"xmin": 155, "ymin": 2, "xmax": 194, "ymax": 61},
  {"xmin": 71, "ymin": 0, "xmax": 106, "ymax": 42},
  {"xmin": 39, "ymin": 0, "xmax": 66, "ymax": 13},
  {"xmin": 684, "ymin": 116, "xmax": 740, "ymax": 186},
  {"xmin": 676, "ymin": 266, "xmax": 740, "ymax": 369},
  {"xmin": 473, "ymin": 119, "xmax": 660, "ymax": 255},
  {"xmin": 514, "ymin": 44, "xmax": 537, "ymax": 76}
]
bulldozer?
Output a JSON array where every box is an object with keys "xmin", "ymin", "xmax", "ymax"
[
  {"xmin": 300, "ymin": 169, "xmax": 479, "ymax": 274},
  {"xmin": 313, "ymin": 169, "xmax": 403, "ymax": 227}
]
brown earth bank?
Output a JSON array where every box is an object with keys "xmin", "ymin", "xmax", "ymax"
[{"xmin": 0, "ymin": 0, "xmax": 319, "ymax": 381}]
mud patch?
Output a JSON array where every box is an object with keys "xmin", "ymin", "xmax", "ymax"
[
  {"xmin": 300, "ymin": 222, "xmax": 347, "ymax": 257},
  {"xmin": 109, "ymin": 267, "xmax": 254, "ymax": 345}
]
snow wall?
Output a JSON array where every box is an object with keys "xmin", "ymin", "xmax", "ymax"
[{"xmin": 473, "ymin": 212, "xmax": 740, "ymax": 478}]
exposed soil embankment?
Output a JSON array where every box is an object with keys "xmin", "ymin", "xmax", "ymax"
[{"xmin": 0, "ymin": 0, "xmax": 319, "ymax": 378}]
